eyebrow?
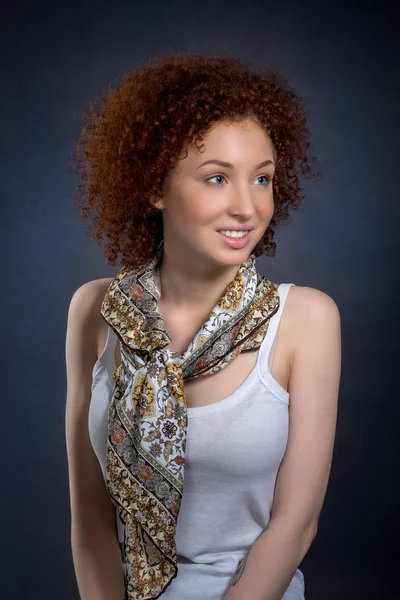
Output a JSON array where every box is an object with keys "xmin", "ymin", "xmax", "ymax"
[{"xmin": 196, "ymin": 159, "xmax": 274, "ymax": 170}]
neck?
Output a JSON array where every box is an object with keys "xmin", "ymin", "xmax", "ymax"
[{"xmin": 157, "ymin": 244, "xmax": 249, "ymax": 314}]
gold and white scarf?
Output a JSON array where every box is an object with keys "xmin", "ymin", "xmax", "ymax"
[{"xmin": 100, "ymin": 246, "xmax": 280, "ymax": 599}]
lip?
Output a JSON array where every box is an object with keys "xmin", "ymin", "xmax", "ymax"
[{"xmin": 216, "ymin": 229, "xmax": 253, "ymax": 249}]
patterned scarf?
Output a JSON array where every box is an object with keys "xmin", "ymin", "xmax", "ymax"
[{"xmin": 100, "ymin": 246, "xmax": 280, "ymax": 600}]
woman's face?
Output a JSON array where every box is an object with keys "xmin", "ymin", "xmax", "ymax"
[{"xmin": 153, "ymin": 117, "xmax": 276, "ymax": 267}]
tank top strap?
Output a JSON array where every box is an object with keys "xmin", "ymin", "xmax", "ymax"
[
  {"xmin": 99, "ymin": 324, "xmax": 119, "ymax": 371},
  {"xmin": 259, "ymin": 283, "xmax": 295, "ymax": 368}
]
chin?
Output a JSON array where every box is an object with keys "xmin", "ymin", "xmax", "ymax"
[{"xmin": 209, "ymin": 248, "xmax": 254, "ymax": 267}]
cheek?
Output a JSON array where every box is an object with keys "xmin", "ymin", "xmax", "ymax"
[
  {"xmin": 259, "ymin": 190, "xmax": 274, "ymax": 216},
  {"xmin": 263, "ymin": 201, "xmax": 274, "ymax": 219},
  {"xmin": 180, "ymin": 198, "xmax": 220, "ymax": 226}
]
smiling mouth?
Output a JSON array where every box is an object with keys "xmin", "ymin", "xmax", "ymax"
[
  {"xmin": 218, "ymin": 230, "xmax": 251, "ymax": 239},
  {"xmin": 216, "ymin": 230, "xmax": 254, "ymax": 248}
]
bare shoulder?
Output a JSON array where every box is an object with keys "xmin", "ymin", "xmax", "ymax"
[
  {"xmin": 285, "ymin": 285, "xmax": 341, "ymax": 362},
  {"xmin": 286, "ymin": 285, "xmax": 340, "ymax": 320},
  {"xmin": 67, "ymin": 277, "xmax": 114, "ymax": 366},
  {"xmin": 69, "ymin": 277, "xmax": 113, "ymax": 309},
  {"xmin": 68, "ymin": 277, "xmax": 113, "ymax": 329}
]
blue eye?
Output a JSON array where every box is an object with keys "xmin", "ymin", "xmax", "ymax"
[
  {"xmin": 255, "ymin": 175, "xmax": 271, "ymax": 185},
  {"xmin": 206, "ymin": 174, "xmax": 225, "ymax": 185},
  {"xmin": 205, "ymin": 174, "xmax": 272, "ymax": 186}
]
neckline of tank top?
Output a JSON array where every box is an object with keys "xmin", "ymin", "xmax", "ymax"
[
  {"xmin": 93, "ymin": 282, "xmax": 293, "ymax": 416},
  {"xmin": 183, "ymin": 319, "xmax": 291, "ymax": 417}
]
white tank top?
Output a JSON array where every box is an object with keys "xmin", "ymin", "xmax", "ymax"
[{"xmin": 88, "ymin": 282, "xmax": 305, "ymax": 599}]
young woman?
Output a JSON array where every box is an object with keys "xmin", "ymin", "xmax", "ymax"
[{"xmin": 65, "ymin": 52, "xmax": 341, "ymax": 600}]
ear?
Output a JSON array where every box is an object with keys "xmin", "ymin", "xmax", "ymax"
[{"xmin": 149, "ymin": 195, "xmax": 165, "ymax": 211}]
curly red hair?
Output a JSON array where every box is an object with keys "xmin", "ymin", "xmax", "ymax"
[{"xmin": 69, "ymin": 50, "xmax": 320, "ymax": 267}]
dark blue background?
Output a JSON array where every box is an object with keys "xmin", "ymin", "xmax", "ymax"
[{"xmin": 2, "ymin": 0, "xmax": 398, "ymax": 598}]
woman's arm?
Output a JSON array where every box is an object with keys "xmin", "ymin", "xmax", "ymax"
[
  {"xmin": 65, "ymin": 281, "xmax": 126, "ymax": 600},
  {"xmin": 223, "ymin": 287, "xmax": 341, "ymax": 600}
]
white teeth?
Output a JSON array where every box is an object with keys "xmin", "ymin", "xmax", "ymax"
[{"xmin": 220, "ymin": 230, "xmax": 250, "ymax": 238}]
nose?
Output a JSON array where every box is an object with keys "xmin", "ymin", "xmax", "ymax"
[{"xmin": 227, "ymin": 185, "xmax": 257, "ymax": 220}]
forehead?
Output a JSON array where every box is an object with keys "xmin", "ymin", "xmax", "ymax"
[{"xmin": 179, "ymin": 118, "xmax": 275, "ymax": 166}]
